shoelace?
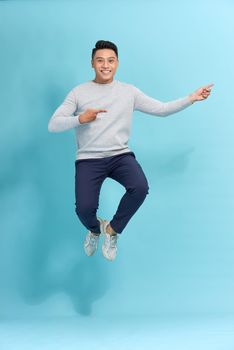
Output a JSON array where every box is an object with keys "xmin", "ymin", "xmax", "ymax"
[
  {"xmin": 109, "ymin": 235, "xmax": 117, "ymax": 248},
  {"xmin": 89, "ymin": 233, "xmax": 99, "ymax": 245}
]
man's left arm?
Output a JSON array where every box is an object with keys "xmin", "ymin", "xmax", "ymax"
[{"xmin": 133, "ymin": 83, "xmax": 214, "ymax": 117}]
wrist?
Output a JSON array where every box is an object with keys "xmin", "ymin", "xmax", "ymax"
[
  {"xmin": 78, "ymin": 114, "xmax": 84, "ymax": 124},
  {"xmin": 189, "ymin": 94, "xmax": 196, "ymax": 104}
]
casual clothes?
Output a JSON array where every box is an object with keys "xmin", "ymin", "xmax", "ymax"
[
  {"xmin": 48, "ymin": 79, "xmax": 193, "ymax": 160},
  {"xmin": 75, "ymin": 151, "xmax": 149, "ymax": 234},
  {"xmin": 48, "ymin": 79, "xmax": 193, "ymax": 234}
]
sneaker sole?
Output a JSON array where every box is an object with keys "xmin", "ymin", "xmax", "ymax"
[{"xmin": 102, "ymin": 246, "xmax": 117, "ymax": 261}]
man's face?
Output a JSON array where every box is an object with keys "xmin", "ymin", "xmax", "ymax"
[{"xmin": 91, "ymin": 49, "xmax": 119, "ymax": 84}]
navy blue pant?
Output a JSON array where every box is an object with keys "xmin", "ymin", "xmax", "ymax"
[{"xmin": 74, "ymin": 151, "xmax": 149, "ymax": 234}]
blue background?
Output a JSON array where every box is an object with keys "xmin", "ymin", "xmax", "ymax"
[{"xmin": 0, "ymin": 0, "xmax": 234, "ymax": 349}]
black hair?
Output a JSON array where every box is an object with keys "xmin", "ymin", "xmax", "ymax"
[{"xmin": 92, "ymin": 40, "xmax": 118, "ymax": 60}]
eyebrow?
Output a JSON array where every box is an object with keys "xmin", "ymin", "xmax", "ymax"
[{"xmin": 95, "ymin": 56, "xmax": 116, "ymax": 59}]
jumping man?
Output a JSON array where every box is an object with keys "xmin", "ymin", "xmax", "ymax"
[{"xmin": 48, "ymin": 40, "xmax": 213, "ymax": 261}]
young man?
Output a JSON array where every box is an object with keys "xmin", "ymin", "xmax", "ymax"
[{"xmin": 48, "ymin": 40, "xmax": 213, "ymax": 261}]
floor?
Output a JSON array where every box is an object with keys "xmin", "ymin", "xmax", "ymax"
[{"xmin": 0, "ymin": 314, "xmax": 233, "ymax": 350}]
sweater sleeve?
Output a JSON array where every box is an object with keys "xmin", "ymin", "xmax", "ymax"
[
  {"xmin": 48, "ymin": 89, "xmax": 81, "ymax": 132},
  {"xmin": 133, "ymin": 86, "xmax": 193, "ymax": 117}
]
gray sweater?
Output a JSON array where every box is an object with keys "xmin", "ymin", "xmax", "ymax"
[{"xmin": 48, "ymin": 79, "xmax": 193, "ymax": 160}]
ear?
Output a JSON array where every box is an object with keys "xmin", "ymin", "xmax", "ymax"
[{"xmin": 91, "ymin": 59, "xmax": 94, "ymax": 68}]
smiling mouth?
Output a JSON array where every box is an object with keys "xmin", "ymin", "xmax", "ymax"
[{"xmin": 100, "ymin": 70, "xmax": 111, "ymax": 74}]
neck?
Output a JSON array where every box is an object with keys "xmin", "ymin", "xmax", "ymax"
[{"xmin": 93, "ymin": 77, "xmax": 114, "ymax": 84}]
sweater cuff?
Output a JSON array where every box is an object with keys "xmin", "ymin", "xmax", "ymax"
[
  {"xmin": 186, "ymin": 95, "xmax": 194, "ymax": 105},
  {"xmin": 75, "ymin": 115, "xmax": 82, "ymax": 126}
]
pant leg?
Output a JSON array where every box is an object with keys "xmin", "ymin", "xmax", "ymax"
[
  {"xmin": 75, "ymin": 158, "xmax": 107, "ymax": 234},
  {"xmin": 107, "ymin": 152, "xmax": 149, "ymax": 233}
]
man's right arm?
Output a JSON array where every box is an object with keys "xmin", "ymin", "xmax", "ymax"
[
  {"xmin": 48, "ymin": 89, "xmax": 81, "ymax": 132},
  {"xmin": 48, "ymin": 89, "xmax": 108, "ymax": 132}
]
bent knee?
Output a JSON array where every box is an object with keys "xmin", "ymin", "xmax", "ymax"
[
  {"xmin": 139, "ymin": 183, "xmax": 149, "ymax": 196},
  {"xmin": 75, "ymin": 203, "xmax": 97, "ymax": 218},
  {"xmin": 129, "ymin": 182, "xmax": 149, "ymax": 197}
]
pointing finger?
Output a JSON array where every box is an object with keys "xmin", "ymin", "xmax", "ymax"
[{"xmin": 204, "ymin": 83, "xmax": 214, "ymax": 90}]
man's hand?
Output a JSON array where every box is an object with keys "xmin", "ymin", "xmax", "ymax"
[
  {"xmin": 79, "ymin": 108, "xmax": 107, "ymax": 124},
  {"xmin": 189, "ymin": 83, "xmax": 214, "ymax": 104}
]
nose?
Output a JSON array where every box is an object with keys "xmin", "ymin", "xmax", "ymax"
[{"xmin": 102, "ymin": 60, "xmax": 110, "ymax": 68}]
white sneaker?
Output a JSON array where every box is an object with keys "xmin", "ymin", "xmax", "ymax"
[
  {"xmin": 102, "ymin": 221, "xmax": 118, "ymax": 261},
  {"xmin": 83, "ymin": 218, "xmax": 103, "ymax": 256}
]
